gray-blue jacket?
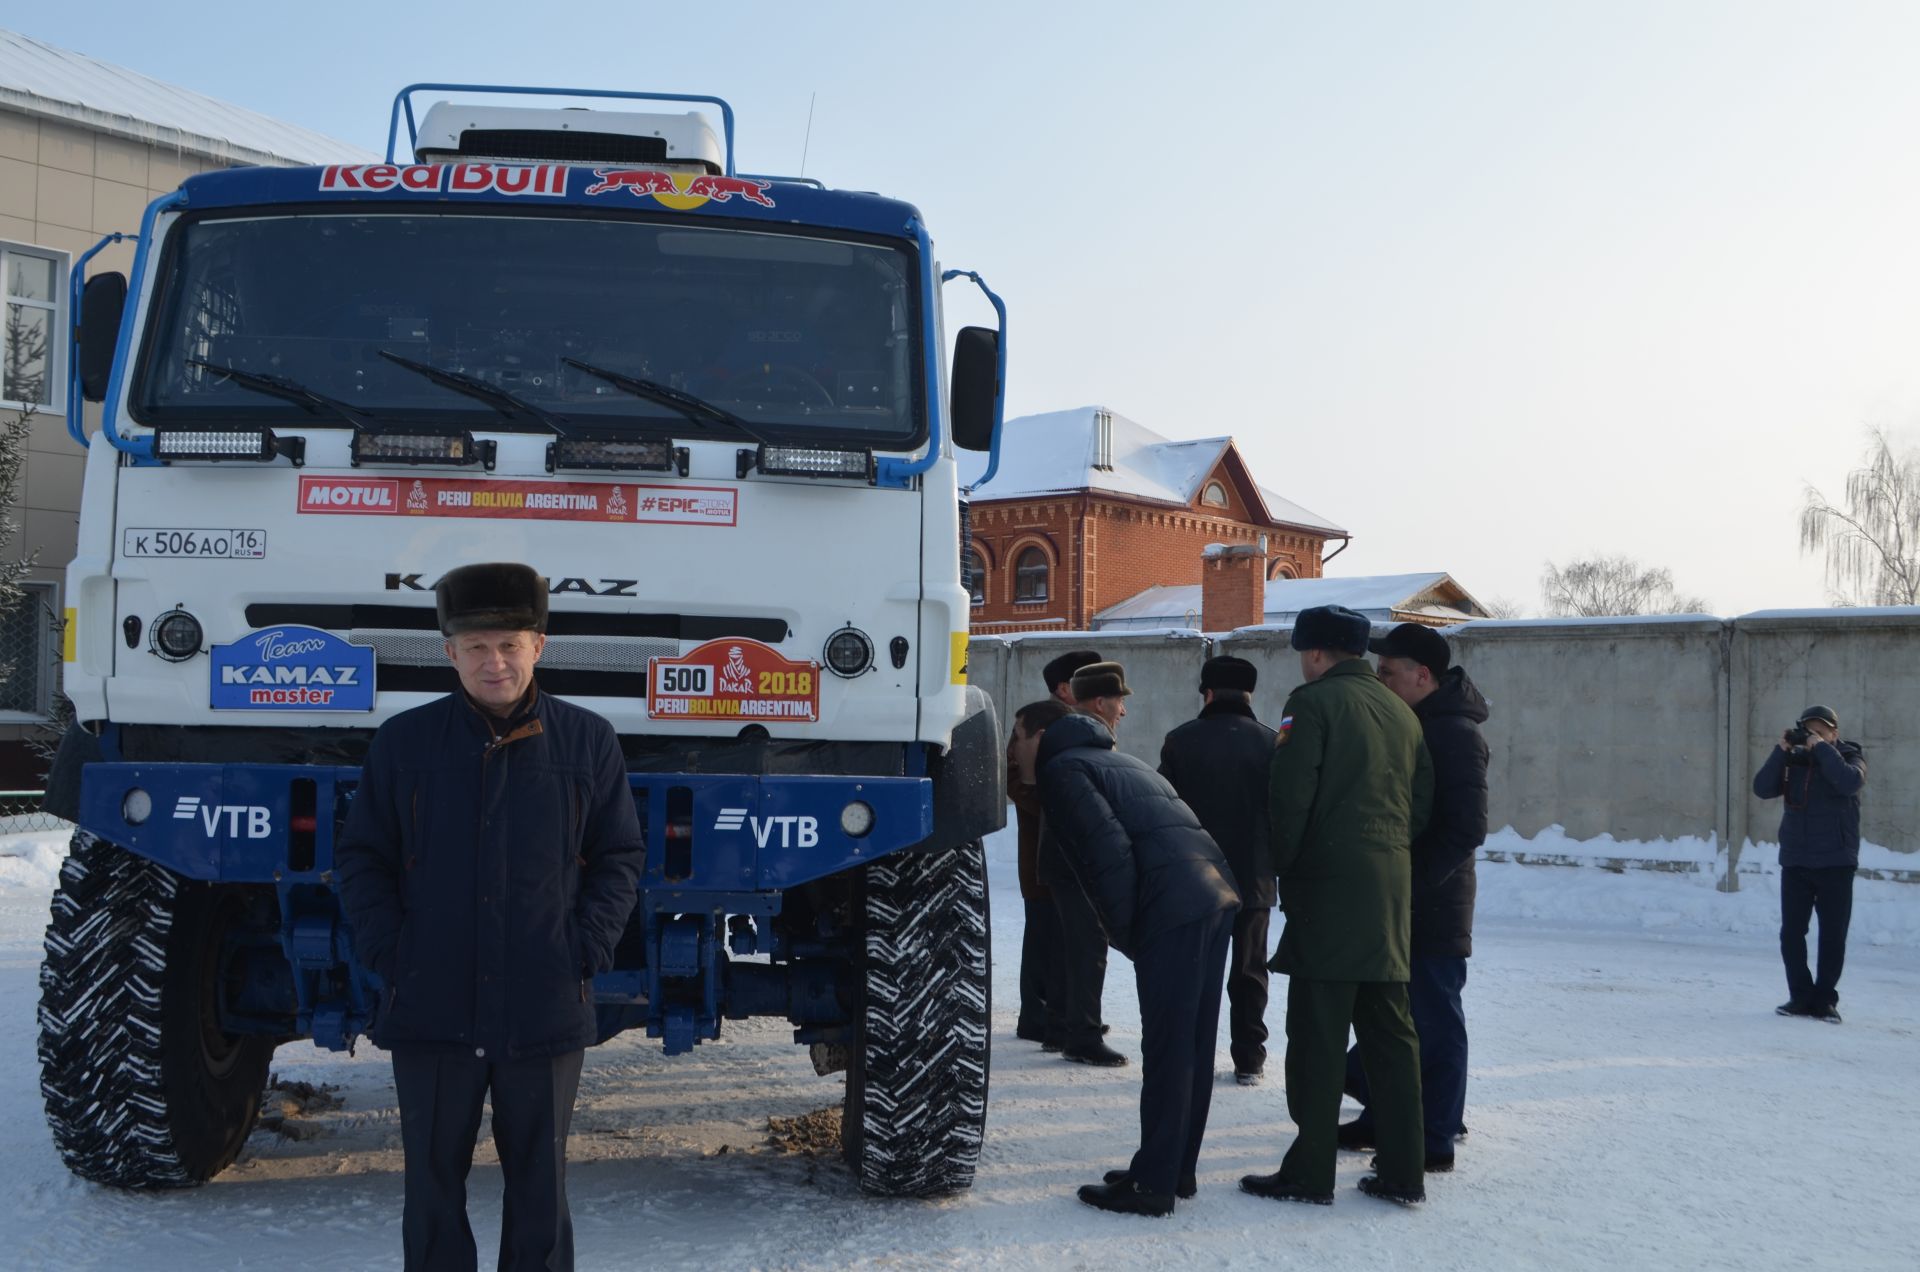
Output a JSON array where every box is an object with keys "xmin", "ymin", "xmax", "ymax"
[{"xmin": 1752, "ymin": 740, "xmax": 1867, "ymax": 870}]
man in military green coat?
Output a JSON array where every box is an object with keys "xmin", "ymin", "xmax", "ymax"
[{"xmin": 1241, "ymin": 604, "xmax": 1434, "ymax": 1208}]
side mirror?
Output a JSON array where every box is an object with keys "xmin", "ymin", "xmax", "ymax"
[
  {"xmin": 79, "ymin": 272, "xmax": 128, "ymax": 403},
  {"xmin": 949, "ymin": 326, "xmax": 999, "ymax": 453}
]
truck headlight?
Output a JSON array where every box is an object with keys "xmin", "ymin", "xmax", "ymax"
[
  {"xmin": 840, "ymin": 801, "xmax": 875, "ymax": 838},
  {"xmin": 824, "ymin": 627, "xmax": 873, "ymax": 677},
  {"xmin": 150, "ymin": 609, "xmax": 203, "ymax": 661}
]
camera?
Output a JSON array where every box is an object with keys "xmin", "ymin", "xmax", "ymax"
[{"xmin": 1785, "ymin": 724, "xmax": 1811, "ymax": 747}]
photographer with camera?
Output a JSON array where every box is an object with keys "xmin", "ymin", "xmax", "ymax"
[{"xmin": 1751, "ymin": 705, "xmax": 1866, "ymax": 1025}]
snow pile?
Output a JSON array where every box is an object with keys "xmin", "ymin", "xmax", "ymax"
[{"xmin": 0, "ymin": 831, "xmax": 69, "ymax": 893}]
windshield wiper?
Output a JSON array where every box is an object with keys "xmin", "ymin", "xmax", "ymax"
[
  {"xmin": 378, "ymin": 349, "xmax": 575, "ymax": 438},
  {"xmin": 562, "ymin": 357, "xmax": 772, "ymax": 446},
  {"xmin": 186, "ymin": 359, "xmax": 379, "ymax": 432}
]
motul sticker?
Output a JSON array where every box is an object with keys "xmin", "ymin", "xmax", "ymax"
[
  {"xmin": 297, "ymin": 476, "xmax": 736, "ymax": 526},
  {"xmin": 647, "ymin": 639, "xmax": 819, "ymax": 722}
]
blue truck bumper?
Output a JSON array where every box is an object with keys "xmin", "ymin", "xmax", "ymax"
[{"xmin": 76, "ymin": 761, "xmax": 932, "ymax": 1053}]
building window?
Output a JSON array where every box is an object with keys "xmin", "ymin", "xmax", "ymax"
[
  {"xmin": 0, "ymin": 581, "xmax": 59, "ymax": 719},
  {"xmin": 1202, "ymin": 480, "xmax": 1229, "ymax": 508},
  {"xmin": 965, "ymin": 549, "xmax": 987, "ymax": 606},
  {"xmin": 1015, "ymin": 547, "xmax": 1049, "ymax": 603},
  {"xmin": 2, "ymin": 243, "xmax": 68, "ymax": 411}
]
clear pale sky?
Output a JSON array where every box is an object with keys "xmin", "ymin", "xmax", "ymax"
[{"xmin": 22, "ymin": 1, "xmax": 1920, "ymax": 614}]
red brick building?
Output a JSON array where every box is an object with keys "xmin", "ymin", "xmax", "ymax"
[{"xmin": 966, "ymin": 406, "xmax": 1349, "ymax": 633}]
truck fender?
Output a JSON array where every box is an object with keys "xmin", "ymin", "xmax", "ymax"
[{"xmin": 914, "ymin": 686, "xmax": 1006, "ymax": 853}]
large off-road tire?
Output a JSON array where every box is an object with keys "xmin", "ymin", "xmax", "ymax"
[
  {"xmin": 842, "ymin": 839, "xmax": 990, "ymax": 1197},
  {"xmin": 38, "ymin": 832, "xmax": 275, "ymax": 1188}
]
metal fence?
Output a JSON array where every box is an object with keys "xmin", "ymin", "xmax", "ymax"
[{"xmin": 0, "ymin": 790, "xmax": 72, "ymax": 836}]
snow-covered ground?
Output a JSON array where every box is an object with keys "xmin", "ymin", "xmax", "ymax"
[{"xmin": 1, "ymin": 824, "xmax": 1916, "ymax": 1270}]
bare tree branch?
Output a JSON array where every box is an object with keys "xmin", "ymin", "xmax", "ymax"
[
  {"xmin": 1801, "ymin": 428, "xmax": 1920, "ymax": 606},
  {"xmin": 1541, "ymin": 554, "xmax": 1710, "ymax": 617}
]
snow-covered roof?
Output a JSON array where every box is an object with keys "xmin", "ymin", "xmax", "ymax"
[
  {"xmin": 1093, "ymin": 571, "xmax": 1483, "ymax": 630},
  {"xmin": 0, "ymin": 29, "xmax": 375, "ymax": 167},
  {"xmin": 973, "ymin": 405, "xmax": 1347, "ymax": 535}
]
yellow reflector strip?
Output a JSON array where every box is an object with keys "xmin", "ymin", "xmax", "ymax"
[
  {"xmin": 62, "ymin": 608, "xmax": 76, "ymax": 662},
  {"xmin": 950, "ymin": 632, "xmax": 969, "ymax": 684}
]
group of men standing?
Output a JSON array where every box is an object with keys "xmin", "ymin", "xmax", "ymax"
[{"xmin": 1008, "ymin": 604, "xmax": 1491, "ymax": 1216}]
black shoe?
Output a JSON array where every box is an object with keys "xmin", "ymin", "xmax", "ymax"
[
  {"xmin": 1336, "ymin": 1119, "xmax": 1376, "ymax": 1151},
  {"xmin": 1104, "ymin": 1168, "xmax": 1197, "ymax": 1200},
  {"xmin": 1372, "ymin": 1152, "xmax": 1454, "ymax": 1173},
  {"xmin": 1078, "ymin": 1179, "xmax": 1173, "ymax": 1217},
  {"xmin": 1234, "ymin": 1069, "xmax": 1263, "ymax": 1087},
  {"xmin": 1815, "ymin": 1004, "xmax": 1843, "ymax": 1024},
  {"xmin": 1358, "ymin": 1174, "xmax": 1425, "ymax": 1205},
  {"xmin": 1062, "ymin": 1040, "xmax": 1128, "ymax": 1067},
  {"xmin": 1776, "ymin": 1000, "xmax": 1813, "ymax": 1017},
  {"xmin": 1239, "ymin": 1171, "xmax": 1333, "ymax": 1205}
]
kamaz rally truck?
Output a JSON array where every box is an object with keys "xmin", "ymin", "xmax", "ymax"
[{"xmin": 38, "ymin": 84, "xmax": 1008, "ymax": 1197}]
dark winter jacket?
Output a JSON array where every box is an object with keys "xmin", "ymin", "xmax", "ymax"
[
  {"xmin": 1269, "ymin": 658, "xmax": 1433, "ymax": 983},
  {"xmin": 1037, "ymin": 713, "xmax": 1240, "ymax": 958},
  {"xmin": 1752, "ymin": 740, "xmax": 1867, "ymax": 870},
  {"xmin": 1007, "ymin": 739, "xmax": 1050, "ymax": 902},
  {"xmin": 1158, "ymin": 698, "xmax": 1279, "ymax": 908},
  {"xmin": 1409, "ymin": 668, "xmax": 1491, "ymax": 959},
  {"xmin": 337, "ymin": 686, "xmax": 646, "ymax": 1059}
]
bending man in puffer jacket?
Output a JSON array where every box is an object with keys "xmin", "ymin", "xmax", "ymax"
[{"xmin": 1012, "ymin": 697, "xmax": 1241, "ymax": 1218}]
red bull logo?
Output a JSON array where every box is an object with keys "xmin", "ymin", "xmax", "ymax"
[
  {"xmin": 582, "ymin": 168, "xmax": 775, "ymax": 209},
  {"xmin": 319, "ymin": 164, "xmax": 568, "ymax": 198}
]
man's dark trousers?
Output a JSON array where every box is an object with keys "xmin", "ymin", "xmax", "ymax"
[
  {"xmin": 393, "ymin": 1048, "xmax": 586, "ymax": 1272},
  {"xmin": 1781, "ymin": 864, "xmax": 1855, "ymax": 1011},
  {"xmin": 1227, "ymin": 907, "xmax": 1271, "ymax": 1074},
  {"xmin": 1343, "ymin": 956, "xmax": 1468, "ymax": 1152},
  {"xmin": 1129, "ymin": 909, "xmax": 1233, "ymax": 1196},
  {"xmin": 1052, "ymin": 876, "xmax": 1109, "ymax": 1047},
  {"xmin": 1282, "ymin": 978, "xmax": 1424, "ymax": 1193},
  {"xmin": 1018, "ymin": 899, "xmax": 1063, "ymax": 1037}
]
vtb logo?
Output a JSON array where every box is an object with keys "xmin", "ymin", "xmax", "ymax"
[
  {"xmin": 712, "ymin": 807, "xmax": 819, "ymax": 848},
  {"xmin": 174, "ymin": 795, "xmax": 272, "ymax": 839}
]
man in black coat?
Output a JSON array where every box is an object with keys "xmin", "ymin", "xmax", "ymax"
[
  {"xmin": 1012, "ymin": 649, "xmax": 1102, "ymax": 1049},
  {"xmin": 1339, "ymin": 623, "xmax": 1489, "ymax": 1171},
  {"xmin": 1037, "ymin": 658, "xmax": 1132, "ymax": 1067},
  {"xmin": 1753, "ymin": 704, "xmax": 1867, "ymax": 1024},
  {"xmin": 338, "ymin": 563, "xmax": 645, "ymax": 1272},
  {"xmin": 1013, "ymin": 698, "xmax": 1242, "ymax": 1217},
  {"xmin": 1158, "ymin": 655, "xmax": 1277, "ymax": 1085}
]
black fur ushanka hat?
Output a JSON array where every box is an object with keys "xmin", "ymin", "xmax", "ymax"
[{"xmin": 435, "ymin": 562, "xmax": 549, "ymax": 635}]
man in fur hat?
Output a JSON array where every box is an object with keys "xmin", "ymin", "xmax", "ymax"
[
  {"xmin": 338, "ymin": 562, "xmax": 645, "ymax": 1271},
  {"xmin": 1158, "ymin": 655, "xmax": 1278, "ymax": 1085}
]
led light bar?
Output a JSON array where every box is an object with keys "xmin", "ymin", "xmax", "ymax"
[
  {"xmin": 153, "ymin": 427, "xmax": 279, "ymax": 462},
  {"xmin": 547, "ymin": 437, "xmax": 679, "ymax": 473},
  {"xmin": 351, "ymin": 431, "xmax": 492, "ymax": 469},
  {"xmin": 751, "ymin": 444, "xmax": 874, "ymax": 481}
]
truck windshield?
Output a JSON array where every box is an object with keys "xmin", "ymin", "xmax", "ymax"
[{"xmin": 132, "ymin": 211, "xmax": 923, "ymax": 444}]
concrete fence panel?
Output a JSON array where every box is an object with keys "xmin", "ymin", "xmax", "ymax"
[
  {"xmin": 973, "ymin": 630, "xmax": 1211, "ymax": 765},
  {"xmin": 1730, "ymin": 610, "xmax": 1920, "ymax": 864}
]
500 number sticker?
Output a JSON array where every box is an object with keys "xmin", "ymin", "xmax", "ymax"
[
  {"xmin": 123, "ymin": 528, "xmax": 267, "ymax": 559},
  {"xmin": 647, "ymin": 638, "xmax": 821, "ymax": 723}
]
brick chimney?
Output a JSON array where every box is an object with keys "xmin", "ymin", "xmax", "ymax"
[{"xmin": 1201, "ymin": 543, "xmax": 1266, "ymax": 633}]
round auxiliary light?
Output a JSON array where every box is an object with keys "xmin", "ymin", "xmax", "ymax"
[
  {"xmin": 121, "ymin": 788, "xmax": 152, "ymax": 826},
  {"xmin": 840, "ymin": 801, "xmax": 876, "ymax": 838},
  {"xmin": 824, "ymin": 627, "xmax": 874, "ymax": 678},
  {"xmin": 150, "ymin": 609, "xmax": 204, "ymax": 661}
]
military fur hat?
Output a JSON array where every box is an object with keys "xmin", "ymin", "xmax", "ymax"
[
  {"xmin": 1289, "ymin": 604, "xmax": 1371, "ymax": 655},
  {"xmin": 1070, "ymin": 660, "xmax": 1131, "ymax": 701},
  {"xmin": 1200, "ymin": 655, "xmax": 1257, "ymax": 694},
  {"xmin": 1043, "ymin": 648, "xmax": 1104, "ymax": 692},
  {"xmin": 435, "ymin": 562, "xmax": 549, "ymax": 635}
]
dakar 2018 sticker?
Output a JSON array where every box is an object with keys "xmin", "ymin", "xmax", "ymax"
[
  {"xmin": 296, "ymin": 476, "xmax": 736, "ymax": 526},
  {"xmin": 647, "ymin": 639, "xmax": 820, "ymax": 722}
]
